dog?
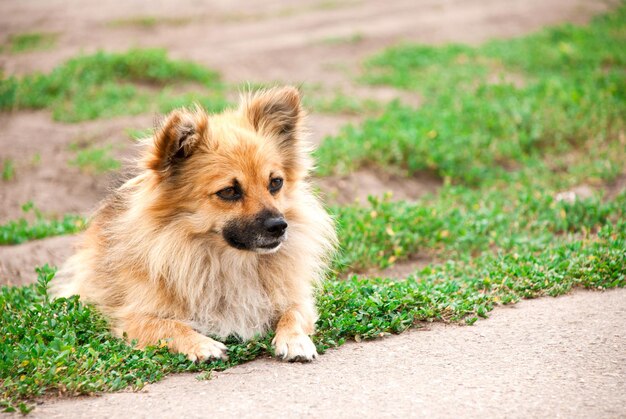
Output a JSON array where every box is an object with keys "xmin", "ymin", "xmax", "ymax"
[{"xmin": 52, "ymin": 86, "xmax": 337, "ymax": 362}]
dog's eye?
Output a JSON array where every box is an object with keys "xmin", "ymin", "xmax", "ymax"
[
  {"xmin": 216, "ymin": 186, "xmax": 242, "ymax": 201},
  {"xmin": 269, "ymin": 177, "xmax": 283, "ymax": 193}
]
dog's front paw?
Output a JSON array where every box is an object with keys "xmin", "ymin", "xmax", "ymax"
[
  {"xmin": 179, "ymin": 334, "xmax": 228, "ymax": 363},
  {"xmin": 272, "ymin": 332, "xmax": 318, "ymax": 362}
]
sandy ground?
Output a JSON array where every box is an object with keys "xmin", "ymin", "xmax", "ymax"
[
  {"xmin": 27, "ymin": 289, "xmax": 626, "ymax": 418},
  {"xmin": 1, "ymin": 1, "xmax": 624, "ymax": 416}
]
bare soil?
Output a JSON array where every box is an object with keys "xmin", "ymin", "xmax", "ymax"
[
  {"xmin": 0, "ymin": 235, "xmax": 80, "ymax": 287},
  {"xmin": 318, "ymin": 168, "xmax": 441, "ymax": 205},
  {"xmin": 606, "ymin": 173, "xmax": 626, "ymax": 200},
  {"xmin": 27, "ymin": 288, "xmax": 626, "ymax": 418},
  {"xmin": 0, "ymin": 112, "xmax": 152, "ymax": 222}
]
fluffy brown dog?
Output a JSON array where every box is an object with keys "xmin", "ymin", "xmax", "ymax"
[{"xmin": 52, "ymin": 87, "xmax": 336, "ymax": 362}]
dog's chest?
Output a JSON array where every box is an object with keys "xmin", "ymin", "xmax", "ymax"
[{"xmin": 189, "ymin": 262, "xmax": 275, "ymax": 340}]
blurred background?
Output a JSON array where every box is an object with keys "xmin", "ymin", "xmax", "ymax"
[{"xmin": 0, "ymin": 0, "xmax": 624, "ymax": 284}]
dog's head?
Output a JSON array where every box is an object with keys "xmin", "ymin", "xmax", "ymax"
[{"xmin": 142, "ymin": 86, "xmax": 310, "ymax": 254}]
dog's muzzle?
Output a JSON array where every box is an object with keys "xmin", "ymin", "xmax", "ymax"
[{"xmin": 222, "ymin": 210, "xmax": 287, "ymax": 252}]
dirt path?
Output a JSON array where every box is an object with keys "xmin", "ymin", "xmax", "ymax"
[{"xmin": 27, "ymin": 288, "xmax": 626, "ymax": 418}]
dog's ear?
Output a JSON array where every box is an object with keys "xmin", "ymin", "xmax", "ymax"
[
  {"xmin": 241, "ymin": 86, "xmax": 304, "ymax": 151},
  {"xmin": 145, "ymin": 107, "xmax": 208, "ymax": 175}
]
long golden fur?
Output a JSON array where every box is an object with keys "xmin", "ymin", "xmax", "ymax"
[{"xmin": 52, "ymin": 86, "xmax": 336, "ymax": 362}]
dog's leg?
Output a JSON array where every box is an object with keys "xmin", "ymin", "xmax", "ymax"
[
  {"xmin": 121, "ymin": 314, "xmax": 228, "ymax": 362},
  {"xmin": 272, "ymin": 306, "xmax": 318, "ymax": 362}
]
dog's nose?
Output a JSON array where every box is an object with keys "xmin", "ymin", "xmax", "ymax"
[{"xmin": 264, "ymin": 217, "xmax": 288, "ymax": 237}]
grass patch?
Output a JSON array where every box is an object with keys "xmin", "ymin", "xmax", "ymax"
[
  {"xmin": 4, "ymin": 32, "xmax": 58, "ymax": 54},
  {"xmin": 1, "ymin": 159, "xmax": 15, "ymax": 181},
  {"xmin": 0, "ymin": 49, "xmax": 227, "ymax": 122},
  {"xmin": 124, "ymin": 127, "xmax": 154, "ymax": 141},
  {"xmin": 317, "ymin": 4, "xmax": 626, "ymax": 273},
  {"xmin": 69, "ymin": 143, "xmax": 121, "ymax": 174},
  {"xmin": 31, "ymin": 153, "xmax": 41, "ymax": 166},
  {"xmin": 332, "ymin": 188, "xmax": 625, "ymax": 272},
  {"xmin": 0, "ymin": 202, "xmax": 86, "ymax": 245},
  {"xmin": 317, "ymin": 5, "xmax": 626, "ymax": 182}
]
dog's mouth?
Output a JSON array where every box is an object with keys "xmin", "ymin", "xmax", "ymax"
[
  {"xmin": 226, "ymin": 236, "xmax": 249, "ymax": 250},
  {"xmin": 223, "ymin": 234, "xmax": 285, "ymax": 254},
  {"xmin": 222, "ymin": 212, "xmax": 287, "ymax": 254},
  {"xmin": 228, "ymin": 238, "xmax": 283, "ymax": 253},
  {"xmin": 254, "ymin": 241, "xmax": 283, "ymax": 254},
  {"xmin": 257, "ymin": 241, "xmax": 282, "ymax": 249}
]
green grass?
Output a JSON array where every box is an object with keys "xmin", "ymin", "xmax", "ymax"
[
  {"xmin": 2, "ymin": 5, "xmax": 626, "ymax": 413},
  {"xmin": 315, "ymin": 4, "xmax": 626, "ymax": 275},
  {"xmin": 316, "ymin": 5, "xmax": 626, "ymax": 182},
  {"xmin": 2, "ymin": 220, "xmax": 624, "ymax": 412},
  {"xmin": 4, "ymin": 32, "xmax": 58, "ymax": 54},
  {"xmin": 0, "ymin": 202, "xmax": 86, "ymax": 245},
  {"xmin": 69, "ymin": 143, "xmax": 121, "ymax": 174},
  {"xmin": 0, "ymin": 49, "xmax": 228, "ymax": 122},
  {"xmin": 124, "ymin": 127, "xmax": 154, "ymax": 141},
  {"xmin": 332, "ymin": 188, "xmax": 625, "ymax": 273},
  {"xmin": 1, "ymin": 159, "xmax": 15, "ymax": 181}
]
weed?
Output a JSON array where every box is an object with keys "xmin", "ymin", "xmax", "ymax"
[
  {"xmin": 68, "ymin": 143, "xmax": 121, "ymax": 174},
  {"xmin": 124, "ymin": 127, "xmax": 154, "ymax": 141},
  {"xmin": 332, "ymin": 187, "xmax": 625, "ymax": 272},
  {"xmin": 2, "ymin": 159, "xmax": 15, "ymax": 181},
  {"xmin": 6, "ymin": 32, "xmax": 57, "ymax": 54},
  {"xmin": 196, "ymin": 371, "xmax": 213, "ymax": 381},
  {"xmin": 0, "ymin": 202, "xmax": 86, "ymax": 245}
]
